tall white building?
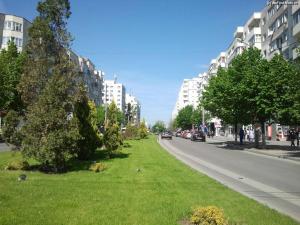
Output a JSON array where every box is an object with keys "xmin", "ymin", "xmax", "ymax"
[
  {"xmin": 78, "ymin": 56, "xmax": 104, "ymax": 106},
  {"xmin": 172, "ymin": 73, "xmax": 207, "ymax": 120},
  {"xmin": 125, "ymin": 93, "xmax": 141, "ymax": 126},
  {"xmin": 0, "ymin": 13, "xmax": 31, "ymax": 52},
  {"xmin": 103, "ymin": 78, "xmax": 126, "ymax": 112}
]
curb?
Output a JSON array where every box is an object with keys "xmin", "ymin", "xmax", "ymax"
[{"xmin": 245, "ymin": 149, "xmax": 300, "ymax": 162}]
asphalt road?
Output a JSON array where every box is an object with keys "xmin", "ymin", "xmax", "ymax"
[{"xmin": 159, "ymin": 136, "xmax": 300, "ymax": 222}]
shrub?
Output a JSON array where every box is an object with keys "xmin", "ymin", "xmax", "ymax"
[
  {"xmin": 2, "ymin": 110, "xmax": 22, "ymax": 148},
  {"xmin": 190, "ymin": 206, "xmax": 228, "ymax": 225},
  {"xmin": 123, "ymin": 124, "xmax": 139, "ymax": 140},
  {"xmin": 89, "ymin": 162, "xmax": 106, "ymax": 172},
  {"xmin": 5, "ymin": 160, "xmax": 29, "ymax": 170}
]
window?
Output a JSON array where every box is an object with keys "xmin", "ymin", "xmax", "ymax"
[
  {"xmin": 293, "ymin": 9, "xmax": 300, "ymax": 25},
  {"xmin": 2, "ymin": 36, "xmax": 23, "ymax": 47},
  {"xmin": 4, "ymin": 21, "xmax": 22, "ymax": 32}
]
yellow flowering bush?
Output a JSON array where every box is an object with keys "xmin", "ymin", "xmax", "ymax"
[
  {"xmin": 89, "ymin": 162, "xmax": 106, "ymax": 173},
  {"xmin": 190, "ymin": 206, "xmax": 228, "ymax": 225}
]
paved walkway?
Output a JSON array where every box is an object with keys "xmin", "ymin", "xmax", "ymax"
[
  {"xmin": 206, "ymin": 136, "xmax": 300, "ymax": 162},
  {"xmin": 0, "ymin": 142, "xmax": 11, "ymax": 152}
]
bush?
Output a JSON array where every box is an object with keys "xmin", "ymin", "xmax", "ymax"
[
  {"xmin": 123, "ymin": 124, "xmax": 139, "ymax": 140},
  {"xmin": 5, "ymin": 160, "xmax": 29, "ymax": 170},
  {"xmin": 89, "ymin": 162, "xmax": 106, "ymax": 172},
  {"xmin": 190, "ymin": 206, "xmax": 228, "ymax": 225},
  {"xmin": 2, "ymin": 110, "xmax": 22, "ymax": 148}
]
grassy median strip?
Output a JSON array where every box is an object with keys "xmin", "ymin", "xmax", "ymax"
[{"xmin": 0, "ymin": 136, "xmax": 298, "ymax": 225}]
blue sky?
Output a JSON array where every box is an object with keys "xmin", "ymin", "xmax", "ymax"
[{"xmin": 0, "ymin": 0, "xmax": 266, "ymax": 125}]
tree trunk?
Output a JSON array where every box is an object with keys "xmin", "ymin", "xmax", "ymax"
[
  {"xmin": 234, "ymin": 122, "xmax": 238, "ymax": 143},
  {"xmin": 261, "ymin": 121, "xmax": 266, "ymax": 148},
  {"xmin": 255, "ymin": 128, "xmax": 259, "ymax": 148}
]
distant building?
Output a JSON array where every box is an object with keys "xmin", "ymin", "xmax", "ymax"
[
  {"xmin": 125, "ymin": 93, "xmax": 141, "ymax": 126},
  {"xmin": 103, "ymin": 78, "xmax": 126, "ymax": 112},
  {"xmin": 78, "ymin": 56, "xmax": 104, "ymax": 106},
  {"xmin": 172, "ymin": 73, "xmax": 207, "ymax": 120},
  {"xmin": 0, "ymin": 13, "xmax": 31, "ymax": 52}
]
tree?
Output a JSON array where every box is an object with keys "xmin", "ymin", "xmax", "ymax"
[
  {"xmin": 152, "ymin": 121, "xmax": 166, "ymax": 133},
  {"xmin": 95, "ymin": 105, "xmax": 105, "ymax": 129},
  {"xmin": 20, "ymin": 0, "xmax": 85, "ymax": 171},
  {"xmin": 138, "ymin": 119, "xmax": 148, "ymax": 139},
  {"xmin": 175, "ymin": 105, "xmax": 194, "ymax": 130},
  {"xmin": 0, "ymin": 41, "xmax": 25, "ymax": 114},
  {"xmin": 74, "ymin": 97, "xmax": 102, "ymax": 160},
  {"xmin": 103, "ymin": 101, "xmax": 122, "ymax": 154},
  {"xmin": 2, "ymin": 110, "xmax": 22, "ymax": 148},
  {"xmin": 269, "ymin": 54, "xmax": 300, "ymax": 126}
]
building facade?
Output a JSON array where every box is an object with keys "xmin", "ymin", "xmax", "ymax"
[
  {"xmin": 172, "ymin": 73, "xmax": 207, "ymax": 120},
  {"xmin": 78, "ymin": 56, "xmax": 104, "ymax": 106},
  {"xmin": 103, "ymin": 78, "xmax": 126, "ymax": 112},
  {"xmin": 125, "ymin": 93, "xmax": 141, "ymax": 126},
  {"xmin": 0, "ymin": 13, "xmax": 105, "ymax": 106},
  {"xmin": 0, "ymin": 13, "xmax": 31, "ymax": 52}
]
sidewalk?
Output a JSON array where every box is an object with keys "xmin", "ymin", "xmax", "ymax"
[{"xmin": 206, "ymin": 136, "xmax": 300, "ymax": 162}]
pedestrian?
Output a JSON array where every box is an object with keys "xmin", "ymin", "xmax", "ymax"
[
  {"xmin": 249, "ymin": 129, "xmax": 254, "ymax": 142},
  {"xmin": 244, "ymin": 129, "xmax": 248, "ymax": 141},
  {"xmin": 239, "ymin": 128, "xmax": 245, "ymax": 145},
  {"xmin": 289, "ymin": 128, "xmax": 296, "ymax": 148}
]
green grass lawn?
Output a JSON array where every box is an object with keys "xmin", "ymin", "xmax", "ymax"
[{"xmin": 0, "ymin": 135, "xmax": 298, "ymax": 225}]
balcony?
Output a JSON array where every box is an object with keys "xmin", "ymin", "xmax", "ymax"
[
  {"xmin": 234, "ymin": 26, "xmax": 244, "ymax": 39},
  {"xmin": 246, "ymin": 12, "xmax": 261, "ymax": 29},
  {"xmin": 293, "ymin": 22, "xmax": 300, "ymax": 38}
]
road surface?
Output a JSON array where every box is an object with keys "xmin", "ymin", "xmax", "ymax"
[{"xmin": 159, "ymin": 136, "xmax": 300, "ymax": 222}]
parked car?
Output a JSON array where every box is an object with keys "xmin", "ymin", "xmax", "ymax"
[
  {"xmin": 182, "ymin": 130, "xmax": 191, "ymax": 139},
  {"xmin": 161, "ymin": 131, "xmax": 172, "ymax": 139},
  {"xmin": 191, "ymin": 130, "xmax": 206, "ymax": 142},
  {"xmin": 175, "ymin": 131, "xmax": 182, "ymax": 137}
]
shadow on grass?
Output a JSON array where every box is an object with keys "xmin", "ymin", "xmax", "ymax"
[
  {"xmin": 22, "ymin": 146, "xmax": 131, "ymax": 173},
  {"xmin": 67, "ymin": 149, "xmax": 131, "ymax": 172}
]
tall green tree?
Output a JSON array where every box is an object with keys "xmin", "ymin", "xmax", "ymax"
[
  {"xmin": 175, "ymin": 105, "xmax": 194, "ymax": 130},
  {"xmin": 104, "ymin": 101, "xmax": 122, "ymax": 154},
  {"xmin": 0, "ymin": 41, "xmax": 25, "ymax": 113},
  {"xmin": 269, "ymin": 54, "xmax": 300, "ymax": 126},
  {"xmin": 20, "ymin": 0, "xmax": 85, "ymax": 171},
  {"xmin": 152, "ymin": 121, "xmax": 166, "ymax": 133}
]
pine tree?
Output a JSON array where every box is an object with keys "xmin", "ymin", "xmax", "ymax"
[
  {"xmin": 19, "ymin": 0, "xmax": 85, "ymax": 171},
  {"xmin": 104, "ymin": 101, "xmax": 122, "ymax": 155}
]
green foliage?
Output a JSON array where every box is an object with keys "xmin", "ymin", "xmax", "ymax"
[
  {"xmin": 190, "ymin": 206, "xmax": 228, "ymax": 225},
  {"xmin": 123, "ymin": 124, "xmax": 139, "ymax": 140},
  {"xmin": 5, "ymin": 159, "xmax": 29, "ymax": 170},
  {"xmin": 138, "ymin": 119, "xmax": 148, "ymax": 139},
  {"xmin": 89, "ymin": 162, "xmax": 106, "ymax": 173},
  {"xmin": 19, "ymin": 0, "xmax": 85, "ymax": 172},
  {"xmin": 175, "ymin": 105, "xmax": 194, "ymax": 130},
  {"xmin": 18, "ymin": 0, "xmax": 72, "ymax": 107},
  {"xmin": 96, "ymin": 105, "xmax": 105, "ymax": 128},
  {"xmin": 2, "ymin": 110, "xmax": 22, "ymax": 148},
  {"xmin": 151, "ymin": 121, "xmax": 166, "ymax": 133},
  {"xmin": 21, "ymin": 74, "xmax": 82, "ymax": 172},
  {"xmin": 104, "ymin": 102, "xmax": 122, "ymax": 154},
  {"xmin": 202, "ymin": 48, "xmax": 300, "ymax": 144},
  {"xmin": 0, "ymin": 41, "xmax": 25, "ymax": 113},
  {"xmin": 74, "ymin": 97, "xmax": 102, "ymax": 160}
]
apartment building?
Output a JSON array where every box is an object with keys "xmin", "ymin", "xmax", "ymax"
[
  {"xmin": 207, "ymin": 52, "xmax": 227, "ymax": 78},
  {"xmin": 103, "ymin": 78, "xmax": 126, "ymax": 112},
  {"xmin": 78, "ymin": 57, "xmax": 104, "ymax": 106},
  {"xmin": 172, "ymin": 73, "xmax": 207, "ymax": 120},
  {"xmin": 0, "ymin": 13, "xmax": 105, "ymax": 106},
  {"xmin": 125, "ymin": 94, "xmax": 141, "ymax": 126},
  {"xmin": 0, "ymin": 13, "xmax": 31, "ymax": 52},
  {"xmin": 260, "ymin": 0, "xmax": 300, "ymax": 60},
  {"xmin": 226, "ymin": 12, "xmax": 262, "ymax": 65}
]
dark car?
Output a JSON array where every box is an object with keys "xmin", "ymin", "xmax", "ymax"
[
  {"xmin": 191, "ymin": 130, "xmax": 206, "ymax": 142},
  {"xmin": 161, "ymin": 131, "xmax": 172, "ymax": 139}
]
